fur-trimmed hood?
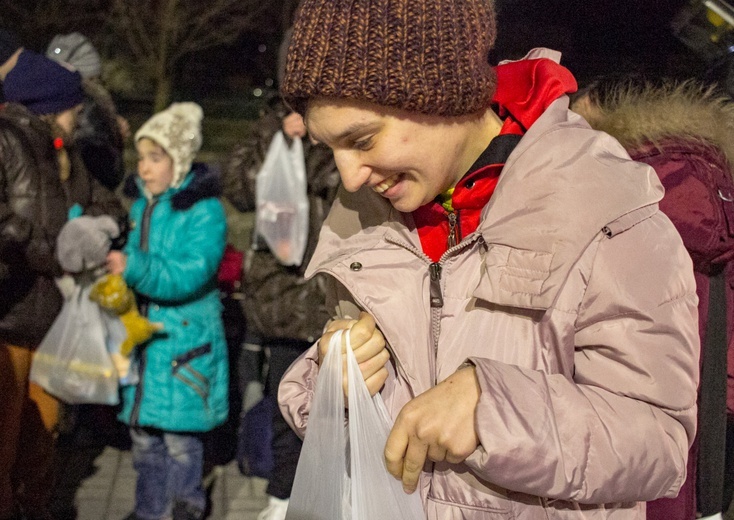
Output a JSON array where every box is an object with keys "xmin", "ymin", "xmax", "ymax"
[
  {"xmin": 576, "ymin": 81, "xmax": 734, "ymax": 174},
  {"xmin": 123, "ymin": 162, "xmax": 221, "ymax": 210}
]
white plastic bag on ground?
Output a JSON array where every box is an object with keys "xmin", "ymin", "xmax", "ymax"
[
  {"xmin": 286, "ymin": 330, "xmax": 426, "ymax": 520},
  {"xmin": 255, "ymin": 131, "xmax": 309, "ymax": 266},
  {"xmin": 30, "ymin": 284, "xmax": 119, "ymax": 405}
]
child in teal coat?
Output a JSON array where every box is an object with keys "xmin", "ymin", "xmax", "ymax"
[{"xmin": 107, "ymin": 102, "xmax": 228, "ymax": 520}]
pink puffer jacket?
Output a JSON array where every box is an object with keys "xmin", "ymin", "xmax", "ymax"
[{"xmin": 280, "ymin": 97, "xmax": 699, "ymax": 519}]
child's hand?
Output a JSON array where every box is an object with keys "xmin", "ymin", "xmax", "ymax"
[
  {"xmin": 106, "ymin": 251, "xmax": 127, "ymax": 275},
  {"xmin": 318, "ymin": 311, "xmax": 390, "ymax": 398}
]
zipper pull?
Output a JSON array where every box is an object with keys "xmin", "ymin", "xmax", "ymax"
[
  {"xmin": 447, "ymin": 212, "xmax": 458, "ymax": 249},
  {"xmin": 429, "ymin": 262, "xmax": 443, "ymax": 308}
]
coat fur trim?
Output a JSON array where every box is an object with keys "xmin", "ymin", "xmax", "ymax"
[{"xmin": 579, "ymin": 81, "xmax": 734, "ymax": 176}]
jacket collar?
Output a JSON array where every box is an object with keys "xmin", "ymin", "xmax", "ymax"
[
  {"xmin": 472, "ymin": 97, "xmax": 663, "ymax": 309},
  {"xmin": 123, "ymin": 162, "xmax": 221, "ymax": 210}
]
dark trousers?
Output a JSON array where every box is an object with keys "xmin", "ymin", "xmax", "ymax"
[{"xmin": 264, "ymin": 339, "xmax": 310, "ymax": 500}]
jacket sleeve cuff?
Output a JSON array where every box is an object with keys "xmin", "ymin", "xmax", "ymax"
[
  {"xmin": 123, "ymin": 250, "xmax": 149, "ymax": 287},
  {"xmin": 278, "ymin": 342, "xmax": 320, "ymax": 438}
]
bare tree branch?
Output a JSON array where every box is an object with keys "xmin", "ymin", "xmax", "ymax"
[
  {"xmin": 1, "ymin": 0, "xmax": 280, "ymax": 112},
  {"xmin": 104, "ymin": 0, "xmax": 275, "ymax": 109},
  {"xmin": 0, "ymin": 0, "xmax": 110, "ymax": 46}
]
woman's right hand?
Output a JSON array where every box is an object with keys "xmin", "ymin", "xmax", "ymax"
[{"xmin": 318, "ymin": 311, "xmax": 390, "ymax": 397}]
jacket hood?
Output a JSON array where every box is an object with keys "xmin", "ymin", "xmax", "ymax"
[
  {"xmin": 123, "ymin": 162, "xmax": 221, "ymax": 210},
  {"xmin": 579, "ymin": 81, "xmax": 734, "ymax": 175}
]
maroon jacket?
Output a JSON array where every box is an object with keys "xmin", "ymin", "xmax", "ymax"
[
  {"xmin": 574, "ymin": 82, "xmax": 734, "ymax": 520},
  {"xmin": 632, "ymin": 140, "xmax": 734, "ymax": 396}
]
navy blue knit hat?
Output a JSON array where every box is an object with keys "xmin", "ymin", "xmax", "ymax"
[{"xmin": 3, "ymin": 51, "xmax": 84, "ymax": 115}]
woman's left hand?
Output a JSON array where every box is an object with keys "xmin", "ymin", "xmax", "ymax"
[{"xmin": 384, "ymin": 365, "xmax": 481, "ymax": 494}]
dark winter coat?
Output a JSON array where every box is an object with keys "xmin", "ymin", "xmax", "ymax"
[
  {"xmin": 223, "ymin": 105, "xmax": 340, "ymax": 343},
  {"xmin": 0, "ymin": 102, "xmax": 126, "ymax": 348},
  {"xmin": 75, "ymin": 79, "xmax": 126, "ymax": 191}
]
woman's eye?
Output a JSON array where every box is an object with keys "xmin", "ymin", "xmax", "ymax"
[{"xmin": 353, "ymin": 137, "xmax": 372, "ymax": 151}]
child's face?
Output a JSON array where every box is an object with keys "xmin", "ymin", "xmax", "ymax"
[
  {"xmin": 305, "ymin": 97, "xmax": 482, "ymax": 213},
  {"xmin": 136, "ymin": 138, "xmax": 174, "ymax": 196}
]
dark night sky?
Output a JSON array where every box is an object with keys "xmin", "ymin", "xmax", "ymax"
[
  {"xmin": 491, "ymin": 0, "xmax": 701, "ymax": 83},
  {"xmin": 184, "ymin": 0, "xmax": 711, "ymax": 98}
]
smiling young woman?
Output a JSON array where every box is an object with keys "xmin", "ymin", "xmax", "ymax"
[{"xmin": 276, "ymin": 1, "xmax": 701, "ymax": 519}]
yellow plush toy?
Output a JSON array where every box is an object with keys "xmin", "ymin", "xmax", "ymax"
[
  {"xmin": 56, "ymin": 215, "xmax": 164, "ymax": 380},
  {"xmin": 89, "ymin": 273, "xmax": 163, "ymax": 357}
]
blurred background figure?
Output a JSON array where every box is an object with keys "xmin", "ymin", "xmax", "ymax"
[
  {"xmin": 0, "ymin": 50, "xmax": 125, "ymax": 520},
  {"xmin": 46, "ymin": 32, "xmax": 129, "ymax": 192},
  {"xmin": 224, "ymin": 109, "xmax": 339, "ymax": 520},
  {"xmin": 222, "ymin": 24, "xmax": 340, "ymax": 519},
  {"xmin": 572, "ymin": 76, "xmax": 734, "ymax": 520}
]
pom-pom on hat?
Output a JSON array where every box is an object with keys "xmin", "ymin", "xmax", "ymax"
[
  {"xmin": 135, "ymin": 102, "xmax": 204, "ymax": 188},
  {"xmin": 3, "ymin": 51, "xmax": 84, "ymax": 115},
  {"xmin": 46, "ymin": 32, "xmax": 101, "ymax": 79},
  {"xmin": 281, "ymin": 0, "xmax": 498, "ymax": 117}
]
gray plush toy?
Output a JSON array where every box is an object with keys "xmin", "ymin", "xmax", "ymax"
[{"xmin": 56, "ymin": 215, "xmax": 120, "ymax": 273}]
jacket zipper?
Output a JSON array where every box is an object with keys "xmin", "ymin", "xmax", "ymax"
[
  {"xmin": 386, "ymin": 233, "xmax": 478, "ymax": 385},
  {"xmin": 140, "ymin": 199, "xmax": 158, "ymax": 252},
  {"xmin": 447, "ymin": 211, "xmax": 462, "ymax": 249},
  {"xmin": 131, "ymin": 199, "xmax": 158, "ymax": 426},
  {"xmin": 429, "ymin": 263, "xmax": 443, "ymax": 385},
  {"xmin": 429, "ymin": 263, "xmax": 443, "ymax": 308}
]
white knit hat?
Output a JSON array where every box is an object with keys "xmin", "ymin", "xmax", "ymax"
[
  {"xmin": 135, "ymin": 102, "xmax": 204, "ymax": 188},
  {"xmin": 46, "ymin": 32, "xmax": 101, "ymax": 79}
]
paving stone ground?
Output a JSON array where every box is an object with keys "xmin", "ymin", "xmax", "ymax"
[{"xmin": 51, "ymin": 442, "xmax": 268, "ymax": 519}]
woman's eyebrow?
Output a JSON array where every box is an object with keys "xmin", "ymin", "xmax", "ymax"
[{"xmin": 333, "ymin": 121, "xmax": 379, "ymax": 142}]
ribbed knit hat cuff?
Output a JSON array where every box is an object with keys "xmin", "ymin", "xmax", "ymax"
[
  {"xmin": 282, "ymin": 0, "xmax": 497, "ymax": 117},
  {"xmin": 22, "ymin": 90, "xmax": 86, "ymax": 115}
]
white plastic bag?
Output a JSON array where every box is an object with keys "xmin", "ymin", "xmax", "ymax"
[
  {"xmin": 255, "ymin": 131, "xmax": 309, "ymax": 266},
  {"xmin": 286, "ymin": 330, "xmax": 426, "ymax": 520},
  {"xmin": 30, "ymin": 284, "xmax": 120, "ymax": 405}
]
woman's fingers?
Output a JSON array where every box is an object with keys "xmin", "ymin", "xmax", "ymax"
[{"xmin": 364, "ymin": 366, "xmax": 389, "ymax": 396}]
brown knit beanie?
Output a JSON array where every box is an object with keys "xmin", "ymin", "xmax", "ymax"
[{"xmin": 281, "ymin": 0, "xmax": 497, "ymax": 117}]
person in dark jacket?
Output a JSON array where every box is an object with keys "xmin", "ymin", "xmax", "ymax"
[
  {"xmin": 572, "ymin": 77, "xmax": 734, "ymax": 520},
  {"xmin": 46, "ymin": 32, "xmax": 129, "ymax": 191},
  {"xmin": 223, "ymin": 103, "xmax": 339, "ymax": 520},
  {"xmin": 0, "ymin": 51, "xmax": 126, "ymax": 520}
]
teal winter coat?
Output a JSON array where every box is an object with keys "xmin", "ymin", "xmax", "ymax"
[{"xmin": 118, "ymin": 164, "xmax": 228, "ymax": 432}]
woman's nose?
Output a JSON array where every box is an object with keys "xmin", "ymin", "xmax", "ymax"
[{"xmin": 335, "ymin": 152, "xmax": 371, "ymax": 192}]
